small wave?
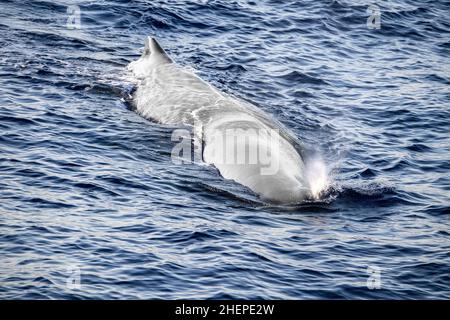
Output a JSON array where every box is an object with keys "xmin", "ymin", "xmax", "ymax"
[{"xmin": 276, "ymin": 70, "xmax": 328, "ymax": 85}]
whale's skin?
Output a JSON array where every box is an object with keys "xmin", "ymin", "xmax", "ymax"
[{"xmin": 128, "ymin": 37, "xmax": 319, "ymax": 203}]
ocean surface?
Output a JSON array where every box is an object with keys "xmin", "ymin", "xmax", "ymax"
[{"xmin": 0, "ymin": 0, "xmax": 449, "ymax": 299}]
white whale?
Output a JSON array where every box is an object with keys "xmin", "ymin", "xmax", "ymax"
[{"xmin": 127, "ymin": 37, "xmax": 327, "ymax": 203}]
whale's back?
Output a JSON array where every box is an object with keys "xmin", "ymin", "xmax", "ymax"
[{"xmin": 128, "ymin": 37, "xmax": 327, "ymax": 203}]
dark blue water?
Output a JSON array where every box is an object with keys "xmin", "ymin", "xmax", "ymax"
[{"xmin": 1, "ymin": 0, "xmax": 449, "ymax": 299}]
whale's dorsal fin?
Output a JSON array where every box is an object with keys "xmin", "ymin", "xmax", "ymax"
[{"xmin": 143, "ymin": 36, "xmax": 172, "ymax": 63}]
